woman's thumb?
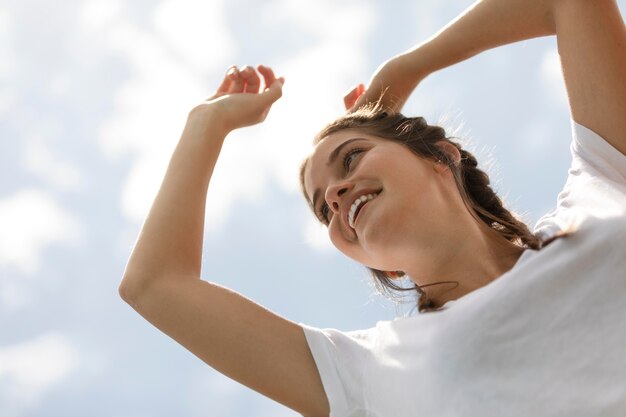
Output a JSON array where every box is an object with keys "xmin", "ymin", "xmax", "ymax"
[
  {"xmin": 344, "ymin": 83, "xmax": 365, "ymax": 111},
  {"xmin": 262, "ymin": 77, "xmax": 285, "ymax": 103}
]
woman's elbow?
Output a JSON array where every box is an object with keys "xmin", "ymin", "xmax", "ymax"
[{"xmin": 118, "ymin": 274, "xmax": 147, "ymax": 305}]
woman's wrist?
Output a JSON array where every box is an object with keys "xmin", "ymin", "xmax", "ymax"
[
  {"xmin": 404, "ymin": 0, "xmax": 557, "ymax": 79},
  {"xmin": 398, "ymin": 47, "xmax": 432, "ymax": 84},
  {"xmin": 403, "ymin": 38, "xmax": 468, "ymax": 81},
  {"xmin": 184, "ymin": 103, "xmax": 231, "ymax": 142}
]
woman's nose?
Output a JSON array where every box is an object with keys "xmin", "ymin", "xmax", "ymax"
[{"xmin": 325, "ymin": 182, "xmax": 352, "ymax": 213}]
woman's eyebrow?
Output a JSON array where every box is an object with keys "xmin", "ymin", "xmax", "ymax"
[
  {"xmin": 326, "ymin": 137, "xmax": 368, "ymax": 166},
  {"xmin": 310, "ymin": 137, "xmax": 369, "ymax": 211}
]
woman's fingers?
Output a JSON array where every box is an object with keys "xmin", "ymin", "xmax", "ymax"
[
  {"xmin": 343, "ymin": 86, "xmax": 357, "ymax": 109},
  {"xmin": 222, "ymin": 65, "xmax": 275, "ymax": 95},
  {"xmin": 253, "ymin": 76, "xmax": 284, "ymax": 111},
  {"xmin": 263, "ymin": 76, "xmax": 284, "ymax": 102},
  {"xmin": 241, "ymin": 65, "xmax": 261, "ymax": 94},
  {"xmin": 228, "ymin": 67, "xmax": 245, "ymax": 94},
  {"xmin": 257, "ymin": 65, "xmax": 276, "ymax": 89},
  {"xmin": 200, "ymin": 67, "xmax": 284, "ymax": 132},
  {"xmin": 253, "ymin": 76, "xmax": 284, "ymax": 124},
  {"xmin": 209, "ymin": 67, "xmax": 236, "ymax": 100},
  {"xmin": 208, "ymin": 65, "xmax": 281, "ymax": 104},
  {"xmin": 344, "ymin": 83, "xmax": 365, "ymax": 110}
]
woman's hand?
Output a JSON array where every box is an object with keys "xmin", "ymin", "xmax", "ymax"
[
  {"xmin": 344, "ymin": 53, "xmax": 425, "ymax": 113},
  {"xmin": 189, "ymin": 65, "xmax": 285, "ymax": 136}
]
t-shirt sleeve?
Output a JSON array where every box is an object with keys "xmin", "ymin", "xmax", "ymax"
[
  {"xmin": 300, "ymin": 323, "xmax": 375, "ymax": 417},
  {"xmin": 571, "ymin": 120, "xmax": 626, "ymax": 182},
  {"xmin": 533, "ymin": 118, "xmax": 626, "ymax": 238}
]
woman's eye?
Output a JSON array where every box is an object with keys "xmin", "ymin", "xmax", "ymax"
[
  {"xmin": 320, "ymin": 202, "xmax": 330, "ymax": 224},
  {"xmin": 316, "ymin": 147, "xmax": 365, "ymax": 224},
  {"xmin": 342, "ymin": 148, "xmax": 364, "ymax": 172}
]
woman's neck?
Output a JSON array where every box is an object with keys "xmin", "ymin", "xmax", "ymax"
[{"xmin": 407, "ymin": 225, "xmax": 526, "ymax": 309}]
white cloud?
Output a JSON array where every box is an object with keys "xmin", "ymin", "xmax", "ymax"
[
  {"xmin": 118, "ymin": 149, "xmax": 170, "ymax": 227},
  {"xmin": 540, "ymin": 47, "xmax": 567, "ymax": 108},
  {"xmin": 303, "ymin": 216, "xmax": 334, "ymax": 252},
  {"xmin": 0, "ymin": 189, "xmax": 83, "ymax": 275},
  {"xmin": 22, "ymin": 136, "xmax": 86, "ymax": 191},
  {"xmin": 99, "ymin": 22, "xmax": 209, "ymax": 159},
  {"xmin": 0, "ymin": 6, "xmax": 16, "ymax": 79},
  {"xmin": 92, "ymin": 0, "xmax": 237, "ymax": 229},
  {"xmin": 46, "ymin": 73, "xmax": 72, "ymax": 99},
  {"xmin": 219, "ymin": 0, "xmax": 379, "ymax": 246},
  {"xmin": 264, "ymin": 0, "xmax": 374, "ymax": 42},
  {"xmin": 79, "ymin": 0, "xmax": 122, "ymax": 30},
  {"xmin": 96, "ymin": 0, "xmax": 236, "ymax": 160},
  {"xmin": 185, "ymin": 371, "xmax": 245, "ymax": 417},
  {"xmin": 152, "ymin": 0, "xmax": 236, "ymax": 72},
  {"xmin": 0, "ymin": 6, "xmax": 17, "ymax": 115},
  {"xmin": 0, "ymin": 280, "xmax": 34, "ymax": 313},
  {"xmin": 96, "ymin": 0, "xmax": 378, "ymax": 239},
  {"xmin": 262, "ymin": 41, "xmax": 373, "ymax": 194},
  {"xmin": 0, "ymin": 333, "xmax": 76, "ymax": 386},
  {"xmin": 255, "ymin": 1, "xmax": 377, "ymax": 249},
  {"xmin": 0, "ymin": 333, "xmax": 78, "ymax": 416},
  {"xmin": 515, "ymin": 118, "xmax": 553, "ymax": 155}
]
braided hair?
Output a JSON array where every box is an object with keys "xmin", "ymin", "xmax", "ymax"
[{"xmin": 301, "ymin": 104, "xmax": 562, "ymax": 312}]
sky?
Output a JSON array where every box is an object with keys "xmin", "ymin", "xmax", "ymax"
[{"xmin": 2, "ymin": 0, "xmax": 624, "ymax": 416}]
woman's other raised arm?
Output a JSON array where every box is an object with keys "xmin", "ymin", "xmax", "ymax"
[
  {"xmin": 350, "ymin": 0, "xmax": 626, "ymax": 156},
  {"xmin": 118, "ymin": 66, "xmax": 329, "ymax": 417},
  {"xmin": 348, "ymin": 0, "xmax": 558, "ymax": 112},
  {"xmin": 552, "ymin": 0, "xmax": 626, "ymax": 156}
]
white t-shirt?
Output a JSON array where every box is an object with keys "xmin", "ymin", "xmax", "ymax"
[{"xmin": 300, "ymin": 119, "xmax": 626, "ymax": 417}]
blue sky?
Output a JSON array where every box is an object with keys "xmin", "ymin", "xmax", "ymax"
[{"xmin": 2, "ymin": 0, "xmax": 623, "ymax": 416}]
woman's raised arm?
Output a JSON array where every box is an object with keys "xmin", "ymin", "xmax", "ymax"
[
  {"xmin": 552, "ymin": 0, "xmax": 626, "ymax": 156},
  {"xmin": 348, "ymin": 0, "xmax": 558, "ymax": 111},
  {"xmin": 118, "ymin": 66, "xmax": 329, "ymax": 417},
  {"xmin": 350, "ymin": 0, "xmax": 626, "ymax": 156}
]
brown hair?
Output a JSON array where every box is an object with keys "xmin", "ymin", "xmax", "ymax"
[{"xmin": 300, "ymin": 104, "xmax": 566, "ymax": 313}]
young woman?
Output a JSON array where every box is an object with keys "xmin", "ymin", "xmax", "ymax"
[{"xmin": 119, "ymin": 0, "xmax": 626, "ymax": 416}]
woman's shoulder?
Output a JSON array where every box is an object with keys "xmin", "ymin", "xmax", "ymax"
[
  {"xmin": 571, "ymin": 119, "xmax": 626, "ymax": 179},
  {"xmin": 301, "ymin": 314, "xmax": 438, "ymax": 353},
  {"xmin": 570, "ymin": 213, "xmax": 626, "ymax": 249},
  {"xmin": 533, "ymin": 118, "xmax": 626, "ymax": 239}
]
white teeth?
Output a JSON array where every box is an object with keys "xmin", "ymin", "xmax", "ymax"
[{"xmin": 348, "ymin": 193, "xmax": 378, "ymax": 229}]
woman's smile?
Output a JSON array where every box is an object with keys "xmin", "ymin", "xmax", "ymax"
[
  {"xmin": 349, "ymin": 191, "xmax": 381, "ymax": 230},
  {"xmin": 302, "ymin": 135, "xmax": 417, "ymax": 272}
]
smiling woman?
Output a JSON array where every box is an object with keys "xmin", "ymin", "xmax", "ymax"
[
  {"xmin": 300, "ymin": 106, "xmax": 544, "ymax": 311},
  {"xmin": 119, "ymin": 1, "xmax": 626, "ymax": 416}
]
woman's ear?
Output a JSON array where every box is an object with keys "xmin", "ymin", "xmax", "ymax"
[
  {"xmin": 434, "ymin": 141, "xmax": 461, "ymax": 172},
  {"xmin": 385, "ymin": 271, "xmax": 406, "ymax": 280}
]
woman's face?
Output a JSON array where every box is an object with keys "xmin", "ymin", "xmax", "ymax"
[{"xmin": 303, "ymin": 129, "xmax": 458, "ymax": 272}]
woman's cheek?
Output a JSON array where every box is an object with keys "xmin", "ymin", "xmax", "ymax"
[
  {"xmin": 329, "ymin": 224, "xmax": 364, "ymax": 264},
  {"xmin": 328, "ymin": 223, "xmax": 342, "ymax": 249},
  {"xmin": 329, "ymin": 223, "xmax": 349, "ymax": 253}
]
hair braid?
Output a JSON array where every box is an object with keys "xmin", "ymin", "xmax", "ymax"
[{"xmin": 454, "ymin": 147, "xmax": 542, "ymax": 250}]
